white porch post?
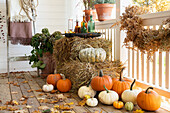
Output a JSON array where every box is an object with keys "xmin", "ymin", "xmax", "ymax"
[{"xmin": 115, "ymin": 0, "xmax": 120, "ymax": 60}]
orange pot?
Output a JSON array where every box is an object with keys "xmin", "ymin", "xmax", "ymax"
[
  {"xmin": 84, "ymin": 9, "xmax": 97, "ymax": 22},
  {"xmin": 95, "ymin": 3, "xmax": 114, "ymax": 21}
]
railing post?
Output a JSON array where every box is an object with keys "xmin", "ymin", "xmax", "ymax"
[{"xmin": 115, "ymin": 0, "xmax": 120, "ymax": 60}]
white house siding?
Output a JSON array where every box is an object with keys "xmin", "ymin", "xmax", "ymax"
[{"xmin": 0, "ymin": 0, "xmax": 74, "ymax": 73}]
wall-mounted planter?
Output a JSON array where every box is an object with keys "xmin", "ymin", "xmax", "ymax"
[{"xmin": 95, "ymin": 3, "xmax": 114, "ymax": 21}]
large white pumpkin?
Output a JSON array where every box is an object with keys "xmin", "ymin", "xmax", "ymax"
[
  {"xmin": 78, "ymin": 85, "xmax": 96, "ymax": 99},
  {"xmin": 121, "ymin": 79, "xmax": 140, "ymax": 104},
  {"xmin": 98, "ymin": 86, "xmax": 119, "ymax": 105},
  {"xmin": 79, "ymin": 48, "xmax": 106, "ymax": 63},
  {"xmin": 86, "ymin": 98, "xmax": 98, "ymax": 107}
]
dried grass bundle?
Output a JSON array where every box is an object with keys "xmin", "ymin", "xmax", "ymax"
[
  {"xmin": 56, "ymin": 60, "xmax": 96, "ymax": 92},
  {"xmin": 120, "ymin": 6, "xmax": 170, "ymax": 58},
  {"xmin": 54, "ymin": 37, "xmax": 123, "ymax": 91}
]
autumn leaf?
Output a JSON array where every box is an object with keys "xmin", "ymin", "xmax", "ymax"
[
  {"xmin": 38, "ymin": 93, "xmax": 45, "ymax": 96},
  {"xmin": 22, "ymin": 95, "xmax": 29, "ymax": 99},
  {"xmin": 26, "ymin": 105, "xmax": 32, "ymax": 109},
  {"xmin": 32, "ymin": 110, "xmax": 41, "ymax": 113},
  {"xmin": 59, "ymin": 104, "xmax": 73, "ymax": 110},
  {"xmin": 61, "ymin": 111, "xmax": 75, "ymax": 113},
  {"xmin": 35, "ymin": 89, "xmax": 43, "ymax": 92},
  {"xmin": 38, "ymin": 106, "xmax": 49, "ymax": 110},
  {"xmin": 7, "ymin": 106, "xmax": 19, "ymax": 111},
  {"xmin": 0, "ymin": 106, "xmax": 7, "ymax": 110},
  {"xmin": 50, "ymin": 108, "xmax": 59, "ymax": 113},
  {"xmin": 27, "ymin": 89, "xmax": 33, "ymax": 93},
  {"xmin": 13, "ymin": 100, "xmax": 19, "ymax": 105},
  {"xmin": 64, "ymin": 102, "xmax": 74, "ymax": 106},
  {"xmin": 13, "ymin": 83, "xmax": 20, "ymax": 87},
  {"xmin": 29, "ymin": 95, "xmax": 35, "ymax": 98},
  {"xmin": 50, "ymin": 90, "xmax": 57, "ymax": 94},
  {"xmin": 22, "ymin": 99, "xmax": 27, "ymax": 105},
  {"xmin": 5, "ymin": 100, "xmax": 19, "ymax": 105},
  {"xmin": 78, "ymin": 98, "xmax": 87, "ymax": 106},
  {"xmin": 48, "ymin": 100, "xmax": 58, "ymax": 104},
  {"xmin": 7, "ymin": 81, "xmax": 14, "ymax": 84},
  {"xmin": 22, "ymin": 81, "xmax": 28, "ymax": 83},
  {"xmin": 11, "ymin": 92, "xmax": 18, "ymax": 94}
]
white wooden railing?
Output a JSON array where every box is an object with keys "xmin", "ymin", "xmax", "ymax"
[{"xmin": 95, "ymin": 11, "xmax": 170, "ymax": 109}]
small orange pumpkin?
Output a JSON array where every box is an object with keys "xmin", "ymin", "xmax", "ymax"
[
  {"xmin": 112, "ymin": 68, "xmax": 131, "ymax": 96},
  {"xmin": 137, "ymin": 87, "xmax": 161, "ymax": 111},
  {"xmin": 113, "ymin": 101, "xmax": 124, "ymax": 109},
  {"xmin": 57, "ymin": 74, "xmax": 72, "ymax": 92},
  {"xmin": 46, "ymin": 73, "xmax": 61, "ymax": 86},
  {"xmin": 91, "ymin": 70, "xmax": 112, "ymax": 91}
]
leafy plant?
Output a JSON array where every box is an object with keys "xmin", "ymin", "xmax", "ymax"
[
  {"xmin": 95, "ymin": 0, "xmax": 115, "ymax": 4},
  {"xmin": 29, "ymin": 28, "xmax": 63, "ymax": 72},
  {"xmin": 132, "ymin": 0, "xmax": 170, "ymax": 12},
  {"xmin": 83, "ymin": 0, "xmax": 96, "ymax": 9}
]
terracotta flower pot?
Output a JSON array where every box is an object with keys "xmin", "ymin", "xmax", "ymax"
[
  {"xmin": 39, "ymin": 52, "xmax": 55, "ymax": 77},
  {"xmin": 84, "ymin": 9, "xmax": 97, "ymax": 22},
  {"xmin": 95, "ymin": 3, "xmax": 114, "ymax": 21}
]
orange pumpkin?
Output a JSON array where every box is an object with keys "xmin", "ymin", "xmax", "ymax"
[
  {"xmin": 113, "ymin": 101, "xmax": 124, "ymax": 109},
  {"xmin": 46, "ymin": 73, "xmax": 61, "ymax": 86},
  {"xmin": 137, "ymin": 87, "xmax": 161, "ymax": 111},
  {"xmin": 57, "ymin": 74, "xmax": 72, "ymax": 92},
  {"xmin": 112, "ymin": 68, "xmax": 131, "ymax": 96},
  {"xmin": 91, "ymin": 70, "xmax": 112, "ymax": 91}
]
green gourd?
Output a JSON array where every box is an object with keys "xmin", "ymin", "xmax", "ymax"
[{"xmin": 125, "ymin": 102, "xmax": 134, "ymax": 111}]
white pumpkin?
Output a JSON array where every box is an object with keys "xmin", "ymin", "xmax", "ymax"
[
  {"xmin": 79, "ymin": 48, "xmax": 106, "ymax": 63},
  {"xmin": 86, "ymin": 98, "xmax": 98, "ymax": 107},
  {"xmin": 42, "ymin": 84, "xmax": 54, "ymax": 92},
  {"xmin": 78, "ymin": 85, "xmax": 96, "ymax": 99},
  {"xmin": 121, "ymin": 79, "xmax": 140, "ymax": 104},
  {"xmin": 98, "ymin": 86, "xmax": 119, "ymax": 105}
]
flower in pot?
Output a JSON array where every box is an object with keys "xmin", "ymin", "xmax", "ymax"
[
  {"xmin": 83, "ymin": 0, "xmax": 96, "ymax": 22},
  {"xmin": 94, "ymin": 0, "xmax": 115, "ymax": 21},
  {"xmin": 29, "ymin": 28, "xmax": 63, "ymax": 77}
]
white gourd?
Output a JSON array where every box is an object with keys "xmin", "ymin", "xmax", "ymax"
[
  {"xmin": 79, "ymin": 48, "xmax": 106, "ymax": 63},
  {"xmin": 86, "ymin": 98, "xmax": 98, "ymax": 107},
  {"xmin": 98, "ymin": 86, "xmax": 119, "ymax": 105},
  {"xmin": 42, "ymin": 84, "xmax": 54, "ymax": 92},
  {"xmin": 78, "ymin": 85, "xmax": 96, "ymax": 99},
  {"xmin": 121, "ymin": 79, "xmax": 140, "ymax": 104}
]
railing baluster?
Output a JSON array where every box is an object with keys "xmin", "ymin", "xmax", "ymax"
[
  {"xmin": 136, "ymin": 49, "xmax": 139, "ymax": 80},
  {"xmin": 112, "ymin": 29, "xmax": 115, "ymax": 61},
  {"xmin": 132, "ymin": 45, "xmax": 135, "ymax": 79},
  {"xmin": 159, "ymin": 51, "xmax": 163, "ymax": 87},
  {"xmin": 165, "ymin": 51, "xmax": 169, "ymax": 89}
]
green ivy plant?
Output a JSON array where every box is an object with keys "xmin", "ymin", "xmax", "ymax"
[
  {"xmin": 95, "ymin": 0, "xmax": 115, "ymax": 4},
  {"xmin": 29, "ymin": 28, "xmax": 63, "ymax": 75}
]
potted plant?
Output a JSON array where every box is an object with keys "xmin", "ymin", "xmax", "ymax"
[
  {"xmin": 83, "ymin": 0, "xmax": 96, "ymax": 22},
  {"xmin": 94, "ymin": 0, "xmax": 115, "ymax": 21},
  {"xmin": 29, "ymin": 28, "xmax": 63, "ymax": 77}
]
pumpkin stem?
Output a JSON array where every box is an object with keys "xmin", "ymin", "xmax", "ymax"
[
  {"xmin": 87, "ymin": 79, "xmax": 91, "ymax": 87},
  {"xmin": 130, "ymin": 79, "xmax": 136, "ymax": 90},
  {"xmin": 145, "ymin": 87, "xmax": 154, "ymax": 94},
  {"xmin": 60, "ymin": 74, "xmax": 66, "ymax": 80},
  {"xmin": 99, "ymin": 70, "xmax": 103, "ymax": 77},
  {"xmin": 120, "ymin": 67, "xmax": 125, "ymax": 81},
  {"xmin": 103, "ymin": 85, "xmax": 109, "ymax": 93}
]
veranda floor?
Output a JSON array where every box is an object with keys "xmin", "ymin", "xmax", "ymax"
[{"xmin": 0, "ymin": 72, "xmax": 169, "ymax": 113}]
